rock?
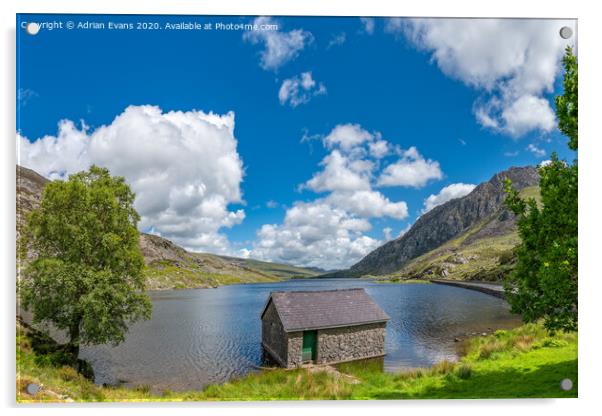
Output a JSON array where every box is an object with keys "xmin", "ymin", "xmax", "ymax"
[{"xmin": 344, "ymin": 166, "xmax": 539, "ymax": 276}]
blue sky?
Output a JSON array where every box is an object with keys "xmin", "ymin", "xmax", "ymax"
[{"xmin": 16, "ymin": 15, "xmax": 576, "ymax": 269}]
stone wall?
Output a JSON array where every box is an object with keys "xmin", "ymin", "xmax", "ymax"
[
  {"xmin": 286, "ymin": 332, "xmax": 303, "ymax": 368},
  {"xmin": 261, "ymin": 300, "xmax": 288, "ymax": 366},
  {"xmin": 316, "ymin": 322, "xmax": 386, "ymax": 365}
]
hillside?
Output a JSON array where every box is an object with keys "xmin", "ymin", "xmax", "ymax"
[
  {"xmin": 343, "ymin": 166, "xmax": 540, "ymax": 280},
  {"xmin": 16, "ymin": 165, "xmax": 319, "ymax": 289}
]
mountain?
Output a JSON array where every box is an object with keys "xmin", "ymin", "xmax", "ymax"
[
  {"xmin": 16, "ymin": 165, "xmax": 319, "ymax": 289},
  {"xmin": 343, "ymin": 166, "xmax": 540, "ymax": 280}
]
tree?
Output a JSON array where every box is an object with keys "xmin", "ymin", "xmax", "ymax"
[
  {"xmin": 503, "ymin": 47, "xmax": 578, "ymax": 332},
  {"xmin": 19, "ymin": 166, "xmax": 152, "ymax": 358}
]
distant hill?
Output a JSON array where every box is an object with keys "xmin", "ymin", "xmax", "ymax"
[
  {"xmin": 334, "ymin": 166, "xmax": 540, "ymax": 281},
  {"xmin": 16, "ymin": 165, "xmax": 319, "ymax": 289}
]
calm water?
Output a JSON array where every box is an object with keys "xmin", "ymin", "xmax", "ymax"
[{"xmin": 79, "ymin": 279, "xmax": 521, "ymax": 391}]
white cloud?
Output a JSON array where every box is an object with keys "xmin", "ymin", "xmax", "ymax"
[
  {"xmin": 278, "ymin": 72, "xmax": 326, "ymax": 108},
  {"xmin": 377, "ymin": 146, "xmax": 443, "ymax": 188},
  {"xmin": 303, "ymin": 150, "xmax": 371, "ymax": 193},
  {"xmin": 422, "ymin": 183, "xmax": 476, "ymax": 213},
  {"xmin": 243, "ymin": 17, "xmax": 312, "ymax": 71},
  {"xmin": 251, "ymin": 122, "xmax": 437, "ymax": 269},
  {"xmin": 384, "ymin": 18, "xmax": 404, "ymax": 35},
  {"xmin": 17, "ymin": 105, "xmax": 246, "ymax": 255},
  {"xmin": 527, "ymin": 143, "xmax": 546, "ymax": 158},
  {"xmin": 327, "ymin": 32, "xmax": 346, "ymax": 49},
  {"xmin": 323, "ymin": 123, "xmax": 374, "ymax": 152},
  {"xmin": 251, "ymin": 201, "xmax": 381, "ymax": 270},
  {"xmin": 368, "ymin": 140, "xmax": 390, "ymax": 159},
  {"xmin": 539, "ymin": 159, "xmax": 552, "ymax": 167},
  {"xmin": 326, "ymin": 190, "xmax": 408, "ymax": 219},
  {"xmin": 501, "ymin": 95, "xmax": 556, "ymax": 137},
  {"xmin": 398, "ymin": 18, "xmax": 575, "ymax": 137},
  {"xmin": 360, "ymin": 18, "xmax": 375, "ymax": 34},
  {"xmin": 383, "ymin": 227, "xmax": 393, "ymax": 241}
]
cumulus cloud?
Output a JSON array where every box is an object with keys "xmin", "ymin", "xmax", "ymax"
[
  {"xmin": 396, "ymin": 18, "xmax": 575, "ymax": 137},
  {"xmin": 251, "ymin": 122, "xmax": 440, "ymax": 269},
  {"xmin": 422, "ymin": 183, "xmax": 476, "ymax": 213},
  {"xmin": 377, "ymin": 146, "xmax": 443, "ymax": 188},
  {"xmin": 243, "ymin": 16, "xmax": 313, "ymax": 71},
  {"xmin": 326, "ymin": 190, "xmax": 408, "ymax": 219},
  {"xmin": 303, "ymin": 150, "xmax": 371, "ymax": 193},
  {"xmin": 17, "ymin": 105, "xmax": 246, "ymax": 255},
  {"xmin": 323, "ymin": 123, "xmax": 374, "ymax": 151},
  {"xmin": 526, "ymin": 143, "xmax": 546, "ymax": 158},
  {"xmin": 278, "ymin": 72, "xmax": 326, "ymax": 108},
  {"xmin": 251, "ymin": 202, "xmax": 381, "ymax": 270}
]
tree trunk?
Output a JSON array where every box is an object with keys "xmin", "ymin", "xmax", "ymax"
[{"xmin": 68, "ymin": 320, "xmax": 81, "ymax": 359}]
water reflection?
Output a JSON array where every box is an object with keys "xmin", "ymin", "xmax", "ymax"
[{"xmin": 79, "ymin": 279, "xmax": 521, "ymax": 391}]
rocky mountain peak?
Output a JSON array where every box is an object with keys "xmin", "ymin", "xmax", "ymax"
[{"xmin": 347, "ymin": 166, "xmax": 539, "ymax": 277}]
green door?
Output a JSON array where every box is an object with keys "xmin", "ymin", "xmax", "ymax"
[{"xmin": 302, "ymin": 330, "xmax": 317, "ymax": 362}]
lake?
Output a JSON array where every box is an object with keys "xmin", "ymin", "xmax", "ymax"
[{"xmin": 79, "ymin": 279, "xmax": 522, "ymax": 392}]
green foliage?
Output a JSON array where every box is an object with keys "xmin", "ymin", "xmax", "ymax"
[
  {"xmin": 503, "ymin": 48, "xmax": 578, "ymax": 332},
  {"xmin": 19, "ymin": 166, "xmax": 152, "ymax": 353},
  {"xmin": 555, "ymin": 47, "xmax": 578, "ymax": 151}
]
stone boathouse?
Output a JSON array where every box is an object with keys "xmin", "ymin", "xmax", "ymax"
[{"xmin": 260, "ymin": 288, "xmax": 390, "ymax": 368}]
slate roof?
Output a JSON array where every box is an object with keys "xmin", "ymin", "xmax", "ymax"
[{"xmin": 261, "ymin": 288, "xmax": 390, "ymax": 332}]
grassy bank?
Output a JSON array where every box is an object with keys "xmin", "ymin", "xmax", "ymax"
[{"xmin": 17, "ymin": 321, "xmax": 577, "ymax": 402}]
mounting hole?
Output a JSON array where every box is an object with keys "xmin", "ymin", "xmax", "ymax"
[
  {"xmin": 25, "ymin": 22, "xmax": 40, "ymax": 35},
  {"xmin": 26, "ymin": 383, "xmax": 41, "ymax": 395},
  {"xmin": 559, "ymin": 26, "xmax": 573, "ymax": 40},
  {"xmin": 560, "ymin": 378, "xmax": 573, "ymax": 391}
]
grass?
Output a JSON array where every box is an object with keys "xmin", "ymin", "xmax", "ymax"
[
  {"xmin": 216, "ymin": 256, "xmax": 321, "ymax": 279},
  {"xmin": 17, "ymin": 321, "xmax": 577, "ymax": 402},
  {"xmin": 143, "ymin": 254, "xmax": 320, "ymax": 291},
  {"xmin": 382, "ymin": 225, "xmax": 521, "ymax": 282},
  {"xmin": 373, "ymin": 185, "xmax": 543, "ymax": 284},
  {"xmin": 143, "ymin": 259, "xmax": 281, "ymax": 290}
]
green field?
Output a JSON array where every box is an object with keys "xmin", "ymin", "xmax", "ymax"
[{"xmin": 17, "ymin": 321, "xmax": 577, "ymax": 402}]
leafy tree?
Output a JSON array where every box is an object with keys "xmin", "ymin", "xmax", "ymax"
[
  {"xmin": 556, "ymin": 48, "xmax": 578, "ymax": 151},
  {"xmin": 19, "ymin": 166, "xmax": 152, "ymax": 358},
  {"xmin": 503, "ymin": 47, "xmax": 577, "ymax": 332}
]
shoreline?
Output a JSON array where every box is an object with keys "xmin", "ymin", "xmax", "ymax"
[
  {"xmin": 430, "ymin": 279, "xmax": 506, "ymax": 299},
  {"xmin": 17, "ymin": 320, "xmax": 577, "ymax": 402}
]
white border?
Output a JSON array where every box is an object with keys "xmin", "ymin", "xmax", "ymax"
[{"xmin": 2, "ymin": 1, "xmax": 600, "ymax": 415}]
